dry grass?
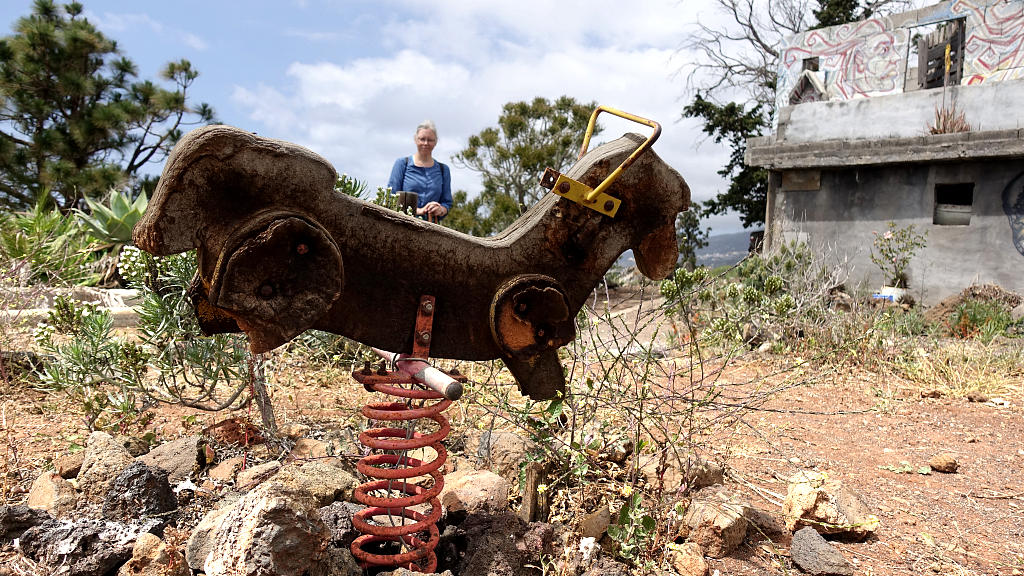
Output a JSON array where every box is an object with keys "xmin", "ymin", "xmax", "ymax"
[{"xmin": 890, "ymin": 338, "xmax": 1024, "ymax": 398}]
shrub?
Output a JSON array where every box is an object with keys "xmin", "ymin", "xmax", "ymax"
[
  {"xmin": 870, "ymin": 221, "xmax": 927, "ymax": 288},
  {"xmin": 0, "ymin": 201, "xmax": 98, "ymax": 286},
  {"xmin": 948, "ymin": 299, "xmax": 1013, "ymax": 342}
]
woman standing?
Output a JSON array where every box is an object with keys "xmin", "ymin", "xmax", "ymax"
[{"xmin": 387, "ymin": 120, "xmax": 452, "ymax": 222}]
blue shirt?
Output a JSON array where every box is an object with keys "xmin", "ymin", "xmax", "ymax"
[{"xmin": 387, "ymin": 157, "xmax": 453, "ymax": 214}]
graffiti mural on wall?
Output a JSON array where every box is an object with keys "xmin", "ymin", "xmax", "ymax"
[
  {"xmin": 1003, "ymin": 171, "xmax": 1024, "ymax": 257},
  {"xmin": 777, "ymin": 18, "xmax": 908, "ymax": 113},
  {"xmin": 775, "ymin": 0, "xmax": 1024, "ymax": 111},
  {"xmin": 954, "ymin": 0, "xmax": 1024, "ymax": 84}
]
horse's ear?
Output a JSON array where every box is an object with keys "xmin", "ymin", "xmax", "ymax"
[{"xmin": 634, "ymin": 221, "xmax": 678, "ymax": 280}]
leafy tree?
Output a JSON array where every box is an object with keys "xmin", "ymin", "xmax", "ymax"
[
  {"xmin": 683, "ymin": 95, "xmax": 769, "ymax": 229},
  {"xmin": 449, "ymin": 96, "xmax": 599, "ymax": 236},
  {"xmin": 676, "ymin": 200, "xmax": 710, "ymax": 271},
  {"xmin": 0, "ymin": 0, "xmax": 214, "ymax": 212},
  {"xmin": 678, "ymin": 0, "xmax": 911, "ymax": 228},
  {"xmin": 813, "ymin": 0, "xmax": 872, "ymax": 28}
]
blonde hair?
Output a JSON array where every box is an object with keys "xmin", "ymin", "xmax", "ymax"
[{"xmin": 415, "ymin": 120, "xmax": 438, "ymax": 139}]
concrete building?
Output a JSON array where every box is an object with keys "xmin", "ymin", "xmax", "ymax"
[{"xmin": 747, "ymin": 0, "xmax": 1024, "ymax": 304}]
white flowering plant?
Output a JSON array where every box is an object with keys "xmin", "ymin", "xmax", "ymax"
[{"xmin": 870, "ymin": 221, "xmax": 927, "ymax": 288}]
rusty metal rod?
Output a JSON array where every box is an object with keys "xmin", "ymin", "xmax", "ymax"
[{"xmin": 370, "ymin": 348, "xmax": 464, "ymax": 401}]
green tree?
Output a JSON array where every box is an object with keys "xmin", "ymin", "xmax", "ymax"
[
  {"xmin": 449, "ymin": 96, "xmax": 598, "ymax": 236},
  {"xmin": 0, "ymin": 0, "xmax": 214, "ymax": 212},
  {"xmin": 682, "ymin": 95, "xmax": 768, "ymax": 229},
  {"xmin": 813, "ymin": 0, "xmax": 871, "ymax": 28},
  {"xmin": 676, "ymin": 200, "xmax": 710, "ymax": 271}
]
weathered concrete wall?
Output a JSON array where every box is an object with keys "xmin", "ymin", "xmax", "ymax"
[
  {"xmin": 766, "ymin": 160, "xmax": 1024, "ymax": 305},
  {"xmin": 776, "ymin": 79, "xmax": 1024, "ymax": 143}
]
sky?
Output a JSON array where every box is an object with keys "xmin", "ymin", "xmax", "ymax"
[{"xmin": 0, "ymin": 0, "xmax": 748, "ymax": 235}]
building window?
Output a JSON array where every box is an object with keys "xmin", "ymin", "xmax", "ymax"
[
  {"xmin": 802, "ymin": 57, "xmax": 819, "ymax": 72},
  {"xmin": 933, "ymin": 182, "xmax": 973, "ymax": 225},
  {"xmin": 918, "ymin": 18, "xmax": 966, "ymax": 89}
]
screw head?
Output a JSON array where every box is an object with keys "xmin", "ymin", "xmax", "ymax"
[
  {"xmin": 296, "ymin": 243, "xmax": 309, "ymax": 255},
  {"xmin": 422, "ymin": 300, "xmax": 434, "ymax": 314},
  {"xmin": 259, "ymin": 284, "xmax": 274, "ymax": 298},
  {"xmin": 558, "ymin": 181, "xmax": 571, "ymax": 193},
  {"xmin": 418, "ymin": 331, "xmax": 431, "ymax": 344},
  {"xmin": 604, "ymin": 200, "xmax": 615, "ymax": 212}
]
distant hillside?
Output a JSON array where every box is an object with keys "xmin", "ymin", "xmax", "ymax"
[
  {"xmin": 696, "ymin": 230, "xmax": 760, "ymax": 269},
  {"xmin": 613, "ymin": 229, "xmax": 762, "ymax": 272}
]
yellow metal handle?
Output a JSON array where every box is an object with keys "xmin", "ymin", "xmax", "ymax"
[{"xmin": 578, "ymin": 106, "xmax": 661, "ymax": 203}]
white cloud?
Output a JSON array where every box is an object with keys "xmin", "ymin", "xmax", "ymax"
[
  {"xmin": 181, "ymin": 32, "xmax": 207, "ymax": 51},
  {"xmin": 88, "ymin": 10, "xmax": 208, "ymax": 55},
  {"xmin": 230, "ymin": 0, "xmax": 740, "ymax": 232}
]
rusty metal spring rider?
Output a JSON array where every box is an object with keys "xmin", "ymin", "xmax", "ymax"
[
  {"xmin": 349, "ymin": 295, "xmax": 465, "ymax": 572},
  {"xmin": 132, "ymin": 105, "xmax": 689, "ymax": 574}
]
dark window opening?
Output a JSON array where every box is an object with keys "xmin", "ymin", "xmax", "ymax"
[
  {"xmin": 934, "ymin": 182, "xmax": 974, "ymax": 225},
  {"xmin": 918, "ymin": 18, "xmax": 966, "ymax": 89},
  {"xmin": 802, "ymin": 57, "xmax": 819, "ymax": 72}
]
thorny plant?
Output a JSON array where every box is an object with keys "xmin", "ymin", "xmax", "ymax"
[
  {"xmin": 32, "ymin": 248, "xmax": 258, "ymax": 432},
  {"xmin": 459, "ymin": 239, "xmax": 1023, "ymax": 570},
  {"xmin": 462, "ymin": 254, "xmax": 847, "ymax": 569}
]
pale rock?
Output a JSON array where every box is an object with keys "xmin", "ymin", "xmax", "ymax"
[
  {"xmin": 782, "ymin": 471, "xmax": 879, "ymax": 540},
  {"xmin": 638, "ymin": 453, "xmax": 724, "ymax": 492},
  {"xmin": 278, "ymin": 422, "xmax": 311, "ymax": 439},
  {"xmin": 54, "ymin": 451, "xmax": 85, "ymax": 479},
  {"xmin": 666, "ymin": 541, "xmax": 709, "ymax": 576},
  {"xmin": 288, "ymin": 437, "xmax": 331, "ymax": 460},
  {"xmin": 117, "ymin": 532, "xmax": 189, "ymax": 576},
  {"xmin": 684, "ymin": 487, "xmax": 748, "ymax": 558},
  {"xmin": 203, "ymin": 482, "xmax": 329, "ymax": 576},
  {"xmin": 580, "ymin": 503, "xmax": 611, "ymax": 539},
  {"xmin": 440, "ymin": 469, "xmax": 509, "ymax": 514},
  {"xmin": 77, "ymin": 431, "xmax": 134, "ymax": 502},
  {"xmin": 137, "ymin": 436, "xmax": 204, "ymax": 483},
  {"xmin": 465, "ymin": 429, "xmax": 537, "ymax": 481},
  {"xmin": 272, "ymin": 460, "xmax": 358, "ymax": 507},
  {"xmin": 207, "ymin": 456, "xmax": 246, "ymax": 483},
  {"xmin": 928, "ymin": 453, "xmax": 959, "ymax": 473},
  {"xmin": 185, "ymin": 505, "xmax": 233, "ymax": 570},
  {"xmin": 236, "ymin": 460, "xmax": 281, "ymax": 491},
  {"xmin": 27, "ymin": 472, "xmax": 78, "ymax": 516}
]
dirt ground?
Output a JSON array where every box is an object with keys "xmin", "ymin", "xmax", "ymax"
[
  {"xmin": 708, "ymin": 359, "xmax": 1024, "ymax": 575},
  {"xmin": 1, "ymin": 288, "xmax": 1023, "ymax": 576}
]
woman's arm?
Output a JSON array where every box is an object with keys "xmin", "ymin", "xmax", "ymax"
[
  {"xmin": 439, "ymin": 163, "xmax": 453, "ymax": 211},
  {"xmin": 386, "ymin": 157, "xmax": 407, "ymax": 191}
]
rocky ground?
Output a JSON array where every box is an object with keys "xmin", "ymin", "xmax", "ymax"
[{"xmin": 0, "ymin": 287, "xmax": 1022, "ymax": 576}]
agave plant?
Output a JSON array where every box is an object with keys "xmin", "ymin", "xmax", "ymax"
[
  {"xmin": 77, "ymin": 188, "xmax": 149, "ymax": 245},
  {"xmin": 75, "ymin": 189, "xmax": 149, "ymax": 286}
]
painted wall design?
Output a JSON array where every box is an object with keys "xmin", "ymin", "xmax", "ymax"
[
  {"xmin": 955, "ymin": 0, "xmax": 1024, "ymax": 84},
  {"xmin": 1003, "ymin": 171, "xmax": 1024, "ymax": 256},
  {"xmin": 777, "ymin": 18, "xmax": 908, "ymax": 113},
  {"xmin": 775, "ymin": 0, "xmax": 1024, "ymax": 112}
]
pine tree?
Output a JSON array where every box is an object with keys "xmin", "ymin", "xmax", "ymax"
[
  {"xmin": 0, "ymin": 0, "xmax": 214, "ymax": 211},
  {"xmin": 449, "ymin": 96, "xmax": 598, "ymax": 236}
]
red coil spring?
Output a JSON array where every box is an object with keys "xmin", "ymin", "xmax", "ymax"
[{"xmin": 350, "ymin": 380, "xmax": 451, "ymax": 572}]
